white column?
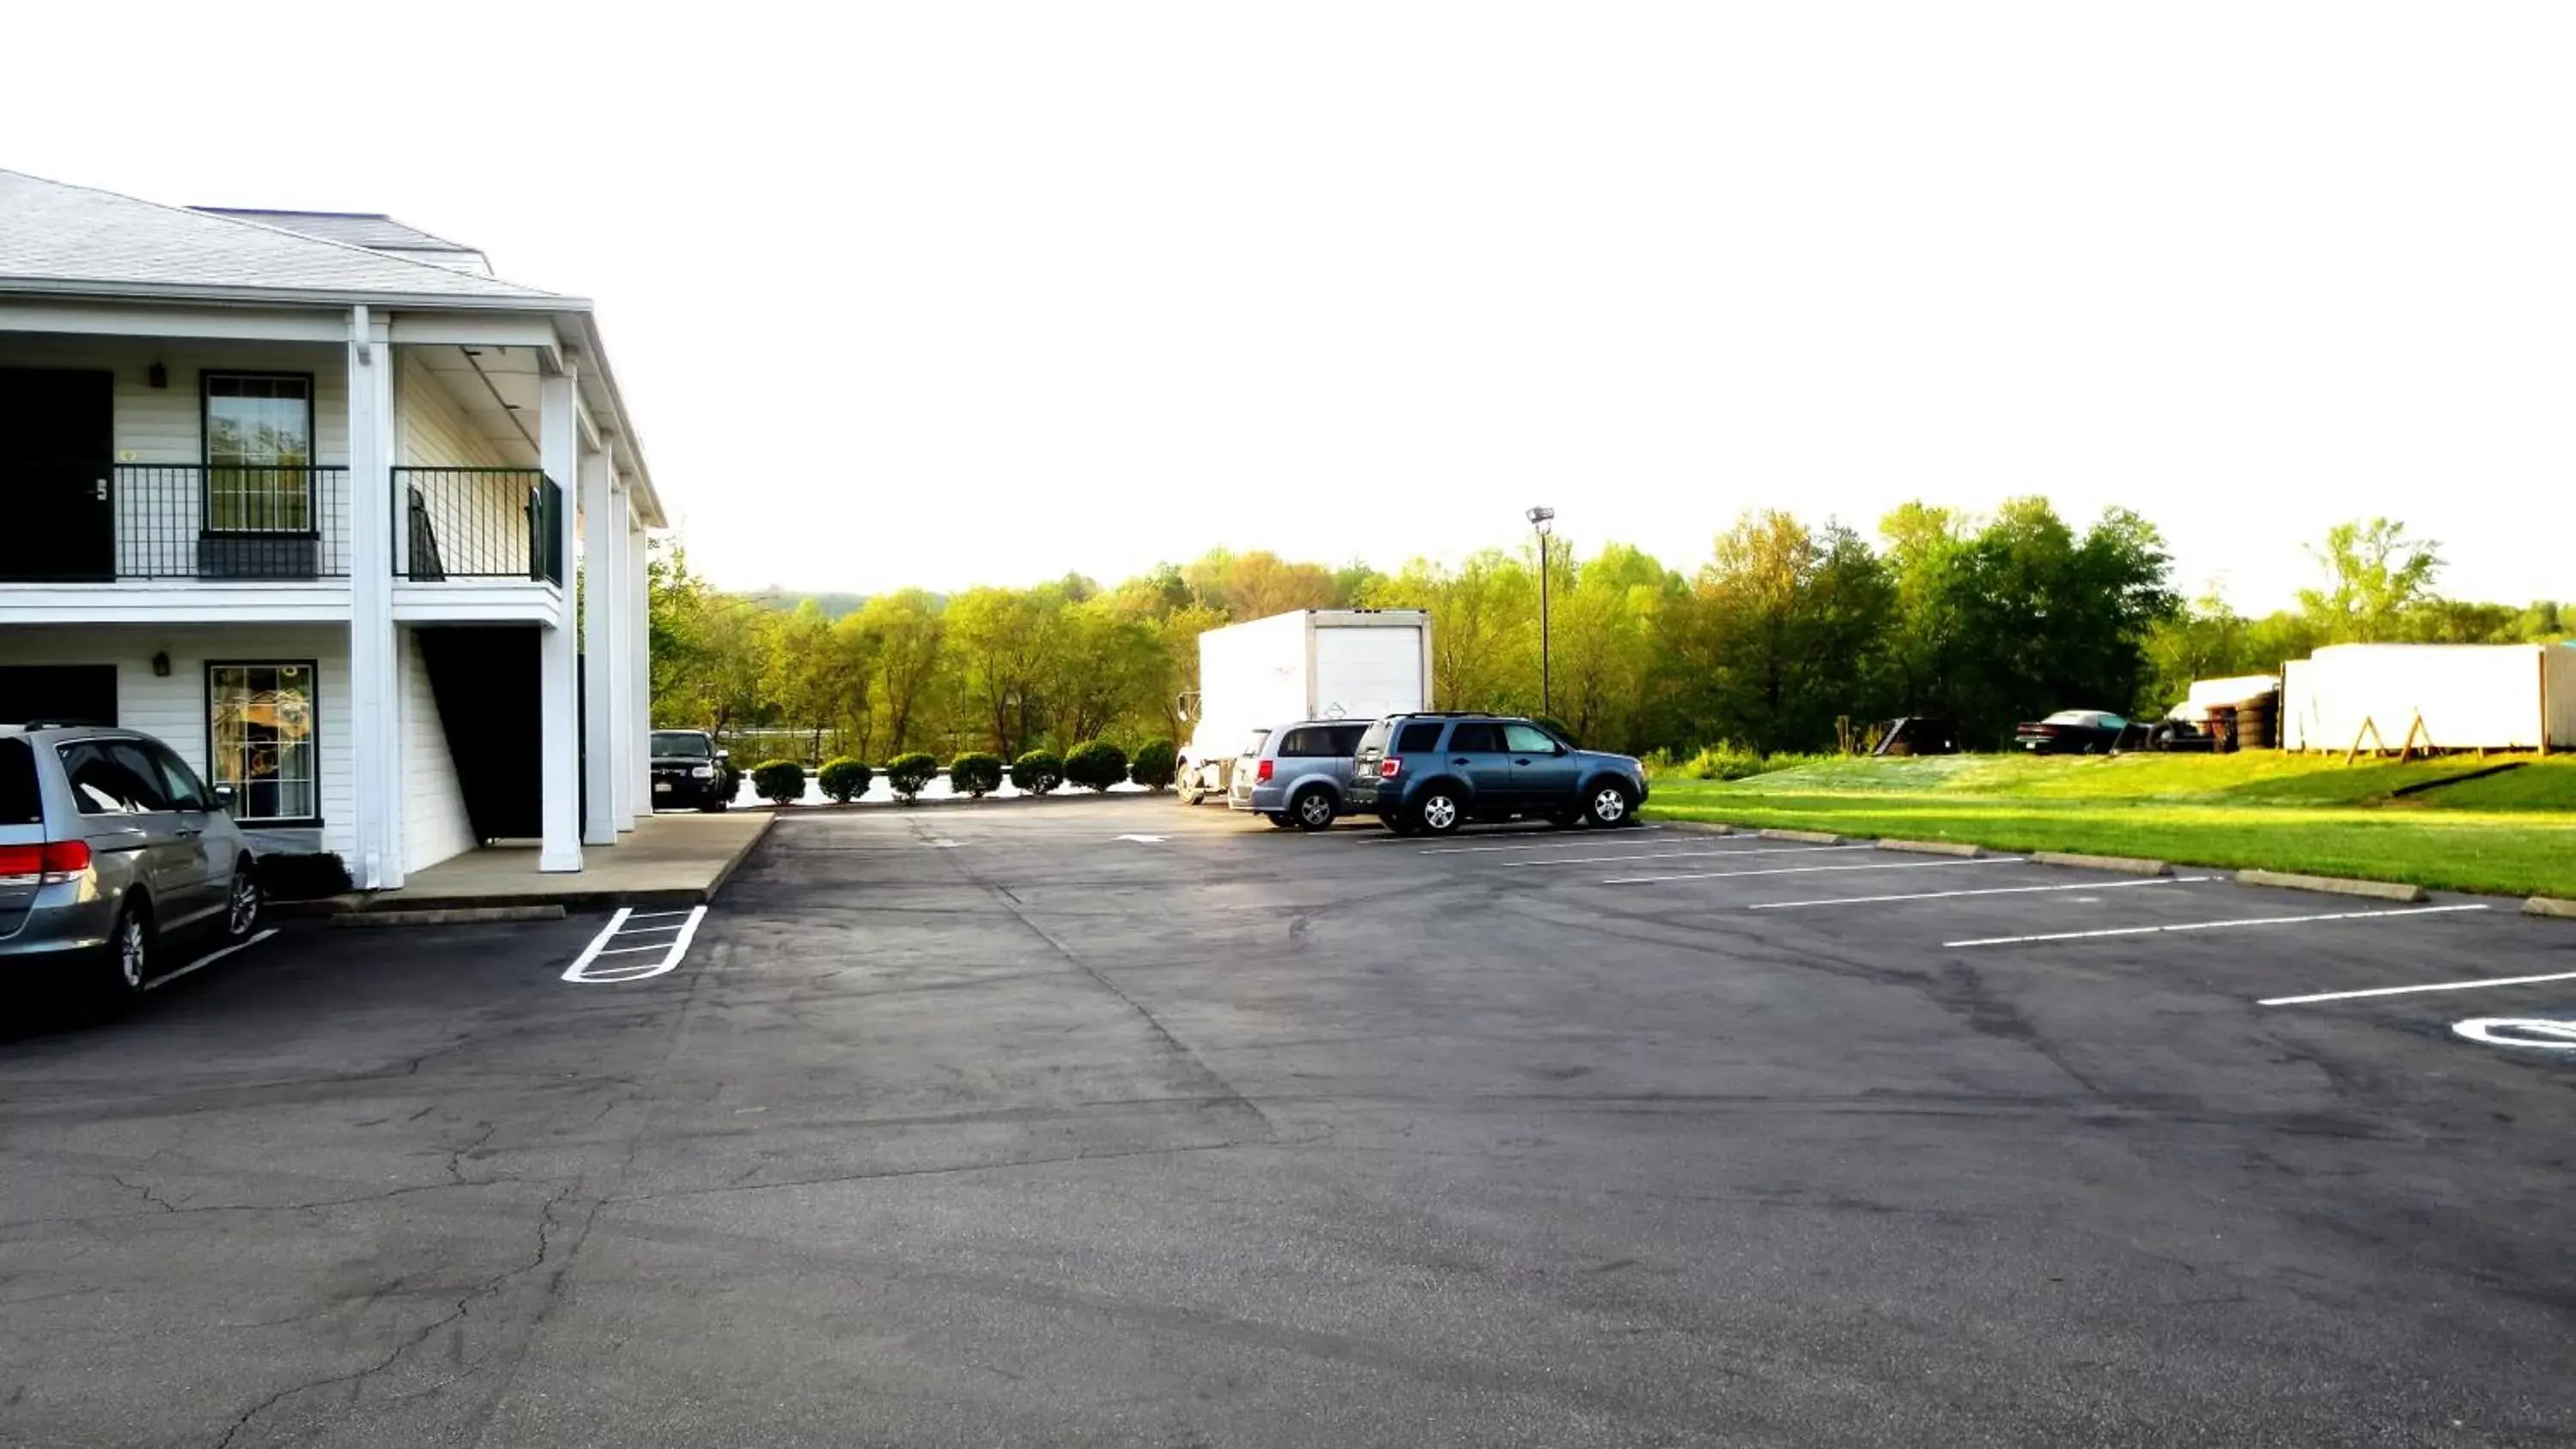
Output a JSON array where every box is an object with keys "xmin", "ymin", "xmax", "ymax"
[
  {"xmin": 346, "ymin": 311, "xmax": 404, "ymax": 889},
  {"xmin": 580, "ymin": 447, "xmax": 621, "ymax": 846},
  {"xmin": 538, "ymin": 367, "xmax": 583, "ymax": 873},
  {"xmin": 608, "ymin": 477, "xmax": 638, "ymax": 833},
  {"xmin": 629, "ymin": 510, "xmax": 652, "ymax": 815}
]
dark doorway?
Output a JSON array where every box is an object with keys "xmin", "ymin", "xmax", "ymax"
[
  {"xmin": 416, "ymin": 626, "xmax": 542, "ymax": 841},
  {"xmin": 0, "ymin": 664, "xmax": 118, "ymax": 726},
  {"xmin": 0, "ymin": 369, "xmax": 115, "ymax": 582}
]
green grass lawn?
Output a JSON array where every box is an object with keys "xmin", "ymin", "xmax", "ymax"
[{"xmin": 1642, "ymin": 753, "xmax": 2576, "ymax": 900}]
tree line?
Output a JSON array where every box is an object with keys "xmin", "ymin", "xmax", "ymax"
[{"xmin": 647, "ymin": 503, "xmax": 2567, "ymax": 763}]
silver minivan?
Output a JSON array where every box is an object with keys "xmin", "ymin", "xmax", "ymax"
[
  {"xmin": 1229, "ymin": 719, "xmax": 1371, "ymax": 830},
  {"xmin": 1, "ymin": 724, "xmax": 263, "ymax": 1005}
]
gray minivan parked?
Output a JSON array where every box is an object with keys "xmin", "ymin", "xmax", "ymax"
[
  {"xmin": 1229, "ymin": 719, "xmax": 1370, "ymax": 829},
  {"xmin": 1, "ymin": 724, "xmax": 263, "ymax": 1005}
]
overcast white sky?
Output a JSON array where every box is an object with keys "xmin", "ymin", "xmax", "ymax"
[{"xmin": 9, "ymin": 4, "xmax": 2569, "ymax": 609}]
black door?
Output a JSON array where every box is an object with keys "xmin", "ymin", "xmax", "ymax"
[
  {"xmin": 0, "ymin": 665, "xmax": 118, "ymax": 727},
  {"xmin": 0, "ymin": 369, "xmax": 115, "ymax": 581}
]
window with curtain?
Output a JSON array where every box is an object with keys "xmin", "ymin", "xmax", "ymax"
[
  {"xmin": 207, "ymin": 663, "xmax": 319, "ymax": 822},
  {"xmin": 204, "ymin": 373, "xmax": 313, "ymax": 531}
]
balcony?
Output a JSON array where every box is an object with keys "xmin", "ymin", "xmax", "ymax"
[
  {"xmin": 395, "ymin": 468, "xmax": 563, "ymax": 585},
  {"xmin": 0, "ymin": 465, "xmax": 561, "ymax": 586},
  {"xmin": 0, "ymin": 465, "xmax": 350, "ymax": 583}
]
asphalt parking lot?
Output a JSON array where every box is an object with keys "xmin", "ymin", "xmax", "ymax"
[{"xmin": 5, "ymin": 798, "xmax": 2574, "ymax": 1447}]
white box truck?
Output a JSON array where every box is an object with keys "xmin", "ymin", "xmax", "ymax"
[{"xmin": 1176, "ymin": 609, "xmax": 1434, "ymax": 803}]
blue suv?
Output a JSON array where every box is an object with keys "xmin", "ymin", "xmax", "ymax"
[{"xmin": 1346, "ymin": 712, "xmax": 1648, "ymax": 835}]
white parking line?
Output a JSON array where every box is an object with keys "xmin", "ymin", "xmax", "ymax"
[
  {"xmin": 1949, "ymin": 902, "xmax": 2488, "ymax": 950},
  {"xmin": 1605, "ymin": 858, "xmax": 2024, "ymax": 886},
  {"xmin": 1504, "ymin": 844, "xmax": 1870, "ymax": 868},
  {"xmin": 2261, "ymin": 965, "xmax": 2576, "ymax": 1007},
  {"xmin": 563, "ymin": 906, "xmax": 708, "ymax": 984},
  {"xmin": 1748, "ymin": 876, "xmax": 2211, "ymax": 911},
  {"xmin": 1363, "ymin": 826, "xmax": 1665, "ymax": 847},
  {"xmin": 147, "ymin": 928, "xmax": 279, "ymax": 991}
]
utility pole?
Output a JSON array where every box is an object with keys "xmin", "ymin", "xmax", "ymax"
[{"xmin": 1526, "ymin": 506, "xmax": 1555, "ymax": 718}]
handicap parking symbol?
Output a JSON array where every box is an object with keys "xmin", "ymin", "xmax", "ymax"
[{"xmin": 2451, "ymin": 1018, "xmax": 2576, "ymax": 1052}]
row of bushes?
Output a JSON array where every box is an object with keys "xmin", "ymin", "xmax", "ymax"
[{"xmin": 746, "ymin": 739, "xmax": 1180, "ymax": 806}]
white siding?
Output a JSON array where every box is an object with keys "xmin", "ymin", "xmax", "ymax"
[
  {"xmin": 0, "ymin": 623, "xmax": 354, "ymax": 858},
  {"xmin": 398, "ymin": 627, "xmax": 477, "ymax": 872},
  {"xmin": 0, "ymin": 336, "xmax": 352, "ymax": 579},
  {"xmin": 398, "ymin": 350, "xmax": 510, "ymax": 470}
]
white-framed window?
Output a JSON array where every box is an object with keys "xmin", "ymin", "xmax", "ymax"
[
  {"xmin": 207, "ymin": 661, "xmax": 319, "ymax": 823},
  {"xmin": 203, "ymin": 373, "xmax": 314, "ymax": 532}
]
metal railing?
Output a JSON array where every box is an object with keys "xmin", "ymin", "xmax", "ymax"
[
  {"xmin": 0, "ymin": 464, "xmax": 561, "ymax": 586},
  {"xmin": 393, "ymin": 468, "xmax": 563, "ymax": 585},
  {"xmin": 112, "ymin": 464, "xmax": 350, "ymax": 579}
]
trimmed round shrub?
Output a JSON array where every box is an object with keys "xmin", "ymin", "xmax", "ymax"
[
  {"xmin": 1012, "ymin": 749, "xmax": 1064, "ymax": 796},
  {"xmin": 1129, "ymin": 739, "xmax": 1178, "ymax": 791},
  {"xmin": 884, "ymin": 752, "xmax": 939, "ymax": 803},
  {"xmin": 750, "ymin": 760, "xmax": 806, "ymax": 806},
  {"xmin": 949, "ymin": 751, "xmax": 1005, "ymax": 798},
  {"xmin": 1064, "ymin": 739, "xmax": 1130, "ymax": 792},
  {"xmin": 817, "ymin": 757, "xmax": 873, "ymax": 803}
]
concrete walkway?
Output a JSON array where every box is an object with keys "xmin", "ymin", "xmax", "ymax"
[{"xmin": 343, "ymin": 811, "xmax": 774, "ymax": 912}]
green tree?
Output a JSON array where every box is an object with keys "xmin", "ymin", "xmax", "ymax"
[
  {"xmin": 2299, "ymin": 518, "xmax": 2441, "ymax": 643},
  {"xmin": 855, "ymin": 589, "xmax": 945, "ymax": 754}
]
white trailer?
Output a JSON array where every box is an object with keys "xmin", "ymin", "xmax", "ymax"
[
  {"xmin": 1176, "ymin": 609, "xmax": 1434, "ymax": 803},
  {"xmin": 2280, "ymin": 643, "xmax": 2575, "ymax": 753}
]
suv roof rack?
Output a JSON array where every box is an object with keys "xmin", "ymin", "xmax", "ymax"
[{"xmin": 1384, "ymin": 710, "xmax": 1502, "ymax": 718}]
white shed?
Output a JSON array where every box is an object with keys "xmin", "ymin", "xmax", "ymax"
[{"xmin": 2280, "ymin": 643, "xmax": 2575, "ymax": 753}]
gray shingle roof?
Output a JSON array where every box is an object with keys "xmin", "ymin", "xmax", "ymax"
[
  {"xmin": 0, "ymin": 169, "xmax": 564, "ymax": 303},
  {"xmin": 188, "ymin": 209, "xmax": 483, "ymax": 258}
]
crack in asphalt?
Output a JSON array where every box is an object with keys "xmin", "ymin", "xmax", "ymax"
[
  {"xmin": 208, "ymin": 1183, "xmax": 578, "ymax": 1449},
  {"xmin": 909, "ymin": 817, "xmax": 1279, "ymax": 1142},
  {"xmin": 600, "ymin": 1137, "xmax": 1285, "ymax": 1204}
]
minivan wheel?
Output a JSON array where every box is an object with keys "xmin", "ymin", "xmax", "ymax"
[
  {"xmin": 1291, "ymin": 788, "xmax": 1337, "ymax": 831},
  {"xmin": 224, "ymin": 861, "xmax": 263, "ymax": 941},
  {"xmin": 100, "ymin": 901, "xmax": 153, "ymax": 1005},
  {"xmin": 1583, "ymin": 781, "xmax": 1636, "ymax": 828},
  {"xmin": 1414, "ymin": 791, "xmax": 1463, "ymax": 836}
]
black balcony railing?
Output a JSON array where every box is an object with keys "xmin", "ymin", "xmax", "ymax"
[
  {"xmin": 113, "ymin": 464, "xmax": 349, "ymax": 579},
  {"xmin": 394, "ymin": 468, "xmax": 563, "ymax": 585}
]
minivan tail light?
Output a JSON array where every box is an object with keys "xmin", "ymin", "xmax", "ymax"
[
  {"xmin": 1380, "ymin": 757, "xmax": 1402, "ymax": 778},
  {"xmin": 0, "ymin": 840, "xmax": 89, "ymax": 886},
  {"xmin": 1256, "ymin": 760, "xmax": 1274, "ymax": 784}
]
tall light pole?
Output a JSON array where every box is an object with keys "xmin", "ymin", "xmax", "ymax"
[{"xmin": 1526, "ymin": 506, "xmax": 1555, "ymax": 719}]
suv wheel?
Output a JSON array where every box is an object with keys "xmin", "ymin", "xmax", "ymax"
[
  {"xmin": 1291, "ymin": 787, "xmax": 1337, "ymax": 832},
  {"xmin": 223, "ymin": 861, "xmax": 263, "ymax": 941},
  {"xmin": 1413, "ymin": 790, "xmax": 1463, "ymax": 836},
  {"xmin": 1583, "ymin": 780, "xmax": 1637, "ymax": 828}
]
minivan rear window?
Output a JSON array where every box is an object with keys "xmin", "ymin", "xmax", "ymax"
[
  {"xmin": 0, "ymin": 738, "xmax": 39, "ymax": 825},
  {"xmin": 1280, "ymin": 725, "xmax": 1367, "ymax": 759}
]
